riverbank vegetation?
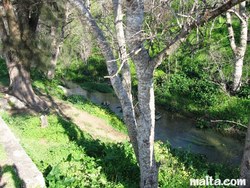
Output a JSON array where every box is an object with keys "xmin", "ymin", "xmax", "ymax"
[
  {"xmin": 0, "ymin": 111, "xmax": 239, "ymax": 188},
  {"xmin": 0, "ymin": 0, "xmax": 249, "ymax": 187}
]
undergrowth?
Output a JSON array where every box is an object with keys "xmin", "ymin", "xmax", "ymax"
[{"xmin": 1, "ymin": 113, "xmax": 240, "ymax": 188}]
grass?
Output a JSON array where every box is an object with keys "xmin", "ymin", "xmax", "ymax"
[
  {"xmin": 66, "ymin": 95, "xmax": 127, "ymax": 134},
  {"xmin": 1, "ymin": 112, "xmax": 240, "ymax": 188},
  {"xmin": 32, "ymin": 79, "xmax": 127, "ymax": 134},
  {"xmin": 79, "ymin": 82, "xmax": 113, "ymax": 93},
  {"xmin": 0, "ymin": 59, "xmax": 244, "ymax": 187},
  {"xmin": 1, "ymin": 113, "xmax": 138, "ymax": 188}
]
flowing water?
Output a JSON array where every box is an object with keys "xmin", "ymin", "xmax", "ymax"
[{"xmin": 69, "ymin": 87, "xmax": 244, "ymax": 165}]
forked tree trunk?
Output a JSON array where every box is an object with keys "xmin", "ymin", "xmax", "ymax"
[
  {"xmin": 240, "ymin": 123, "xmax": 250, "ymax": 187},
  {"xmin": 126, "ymin": 0, "xmax": 158, "ymax": 186},
  {"xmin": 70, "ymin": 0, "xmax": 247, "ymax": 187},
  {"xmin": 136, "ymin": 68, "xmax": 158, "ymax": 188},
  {"xmin": 5, "ymin": 51, "xmax": 47, "ymax": 111}
]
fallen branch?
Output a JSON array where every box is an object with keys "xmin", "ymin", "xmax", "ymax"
[{"xmin": 210, "ymin": 119, "xmax": 247, "ymax": 128}]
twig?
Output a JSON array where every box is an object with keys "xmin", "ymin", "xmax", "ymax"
[{"xmin": 210, "ymin": 119, "xmax": 247, "ymax": 128}]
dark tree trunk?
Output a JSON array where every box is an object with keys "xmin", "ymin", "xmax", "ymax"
[
  {"xmin": 240, "ymin": 123, "xmax": 250, "ymax": 187},
  {"xmin": 5, "ymin": 51, "xmax": 47, "ymax": 112},
  {"xmin": 0, "ymin": 0, "xmax": 47, "ymax": 112}
]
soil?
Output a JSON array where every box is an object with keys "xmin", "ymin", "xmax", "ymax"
[{"xmin": 47, "ymin": 97, "xmax": 128, "ymax": 142}]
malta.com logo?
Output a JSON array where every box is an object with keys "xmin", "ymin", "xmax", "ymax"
[{"xmin": 190, "ymin": 176, "xmax": 246, "ymax": 186}]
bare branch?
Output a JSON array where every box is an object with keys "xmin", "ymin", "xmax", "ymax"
[
  {"xmin": 226, "ymin": 11, "xmax": 237, "ymax": 53},
  {"xmin": 150, "ymin": 0, "xmax": 246, "ymax": 67},
  {"xmin": 211, "ymin": 119, "xmax": 247, "ymax": 128},
  {"xmin": 228, "ymin": 9, "xmax": 245, "ymax": 22}
]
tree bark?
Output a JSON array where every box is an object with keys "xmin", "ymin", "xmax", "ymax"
[
  {"xmin": 47, "ymin": 26, "xmax": 60, "ymax": 79},
  {"xmin": 126, "ymin": 1, "xmax": 158, "ymax": 187},
  {"xmin": 69, "ymin": 0, "xmax": 247, "ymax": 187},
  {"xmin": 0, "ymin": 0, "xmax": 47, "ymax": 112},
  {"xmin": 5, "ymin": 51, "xmax": 47, "ymax": 111},
  {"xmin": 226, "ymin": 2, "xmax": 248, "ymax": 92},
  {"xmin": 47, "ymin": 2, "xmax": 70, "ymax": 79},
  {"xmin": 240, "ymin": 122, "xmax": 250, "ymax": 188},
  {"xmin": 136, "ymin": 68, "xmax": 158, "ymax": 188},
  {"xmin": 112, "ymin": 0, "xmax": 139, "ymax": 160}
]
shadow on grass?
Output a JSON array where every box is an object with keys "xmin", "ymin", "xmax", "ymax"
[
  {"xmin": 0, "ymin": 164, "xmax": 24, "ymax": 188},
  {"xmin": 56, "ymin": 116, "xmax": 140, "ymax": 188}
]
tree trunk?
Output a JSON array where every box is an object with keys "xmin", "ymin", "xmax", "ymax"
[
  {"xmin": 69, "ymin": 1, "xmax": 247, "ymax": 187},
  {"xmin": 226, "ymin": 2, "xmax": 248, "ymax": 92},
  {"xmin": 47, "ymin": 2, "xmax": 70, "ymax": 79},
  {"xmin": 125, "ymin": 0, "xmax": 158, "ymax": 186},
  {"xmin": 232, "ymin": 55, "xmax": 244, "ymax": 91},
  {"xmin": 5, "ymin": 51, "xmax": 47, "ymax": 112},
  {"xmin": 240, "ymin": 123, "xmax": 250, "ymax": 188},
  {"xmin": 137, "ymin": 68, "xmax": 158, "ymax": 188},
  {"xmin": 47, "ymin": 26, "xmax": 60, "ymax": 80},
  {"xmin": 0, "ymin": 0, "xmax": 47, "ymax": 112}
]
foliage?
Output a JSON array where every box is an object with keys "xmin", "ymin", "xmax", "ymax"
[
  {"xmin": 2, "ymin": 113, "xmax": 137, "ymax": 187},
  {"xmin": 79, "ymin": 82, "xmax": 113, "ymax": 93},
  {"xmin": 56, "ymin": 51, "xmax": 108, "ymax": 83},
  {"xmin": 2, "ymin": 113, "xmax": 240, "ymax": 188},
  {"xmin": 154, "ymin": 16, "xmax": 250, "ymax": 130},
  {"xmin": 155, "ymin": 142, "xmax": 239, "ymax": 188}
]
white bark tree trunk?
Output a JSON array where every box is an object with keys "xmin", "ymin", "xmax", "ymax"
[
  {"xmin": 69, "ymin": 0, "xmax": 247, "ymax": 187},
  {"xmin": 125, "ymin": 1, "xmax": 158, "ymax": 186},
  {"xmin": 226, "ymin": 2, "xmax": 248, "ymax": 92}
]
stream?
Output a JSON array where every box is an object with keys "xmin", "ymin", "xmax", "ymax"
[{"xmin": 65, "ymin": 85, "xmax": 244, "ymax": 165}]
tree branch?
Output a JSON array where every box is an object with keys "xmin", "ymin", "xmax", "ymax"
[
  {"xmin": 226, "ymin": 11, "xmax": 237, "ymax": 53},
  {"xmin": 228, "ymin": 9, "xmax": 245, "ymax": 22},
  {"xmin": 3, "ymin": 0, "xmax": 21, "ymax": 43},
  {"xmin": 150, "ymin": 0, "xmax": 246, "ymax": 67},
  {"xmin": 210, "ymin": 119, "xmax": 247, "ymax": 128},
  {"xmin": 0, "ymin": 10, "xmax": 8, "ymax": 43}
]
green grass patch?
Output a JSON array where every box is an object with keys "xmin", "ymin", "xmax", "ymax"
[
  {"xmin": 66, "ymin": 95, "xmax": 127, "ymax": 134},
  {"xmin": 2, "ymin": 113, "xmax": 138, "ymax": 188},
  {"xmin": 1, "ymin": 113, "xmax": 240, "ymax": 188},
  {"xmin": 79, "ymin": 82, "xmax": 113, "ymax": 93}
]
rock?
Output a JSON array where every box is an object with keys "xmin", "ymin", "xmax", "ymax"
[
  {"xmin": 0, "ymin": 117, "xmax": 46, "ymax": 188},
  {"xmin": 5, "ymin": 94, "xmax": 26, "ymax": 109},
  {"xmin": 58, "ymin": 85, "xmax": 87, "ymax": 97},
  {"xmin": 58, "ymin": 85, "xmax": 70, "ymax": 95},
  {"xmin": 40, "ymin": 115, "xmax": 48, "ymax": 128},
  {"xmin": 0, "ymin": 98, "xmax": 11, "ymax": 110}
]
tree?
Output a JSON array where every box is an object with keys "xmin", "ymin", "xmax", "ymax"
[
  {"xmin": 226, "ymin": 1, "xmax": 249, "ymax": 92},
  {"xmin": 240, "ymin": 122, "xmax": 250, "ymax": 187},
  {"xmin": 45, "ymin": 1, "xmax": 71, "ymax": 79},
  {"xmin": 0, "ymin": 0, "xmax": 47, "ymax": 111},
  {"xmin": 70, "ymin": 0, "xmax": 247, "ymax": 187}
]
